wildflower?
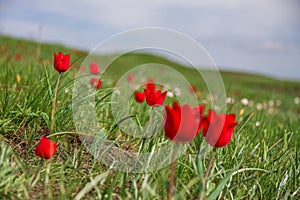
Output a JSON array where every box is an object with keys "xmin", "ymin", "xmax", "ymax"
[
  {"xmin": 127, "ymin": 74, "xmax": 134, "ymax": 82},
  {"xmin": 35, "ymin": 136, "xmax": 57, "ymax": 159},
  {"xmin": 15, "ymin": 53, "xmax": 22, "ymax": 61},
  {"xmin": 294, "ymin": 97, "xmax": 300, "ymax": 105},
  {"xmin": 1, "ymin": 46, "xmax": 7, "ymax": 53},
  {"xmin": 241, "ymin": 98, "xmax": 249, "ymax": 106},
  {"xmin": 164, "ymin": 102, "xmax": 205, "ymax": 142},
  {"xmin": 239, "ymin": 108, "xmax": 244, "ymax": 116},
  {"xmin": 54, "ymin": 52, "xmax": 70, "ymax": 72},
  {"xmin": 201, "ymin": 110, "xmax": 237, "ymax": 148},
  {"xmin": 144, "ymin": 84, "xmax": 167, "ymax": 106},
  {"xmin": 145, "ymin": 83, "xmax": 156, "ymax": 91},
  {"xmin": 276, "ymin": 99, "xmax": 282, "ymax": 107},
  {"xmin": 263, "ymin": 102, "xmax": 268, "ymax": 110},
  {"xmin": 226, "ymin": 97, "xmax": 234, "ymax": 104},
  {"xmin": 167, "ymin": 91, "xmax": 174, "ymax": 98},
  {"xmin": 90, "ymin": 62, "xmax": 100, "ymax": 75},
  {"xmin": 256, "ymin": 103, "xmax": 263, "ymax": 111},
  {"xmin": 268, "ymin": 100, "xmax": 274, "ymax": 107},
  {"xmin": 134, "ymin": 91, "xmax": 145, "ymax": 103},
  {"xmin": 90, "ymin": 78, "xmax": 102, "ymax": 89},
  {"xmin": 6, "ymin": 54, "xmax": 12, "ymax": 61},
  {"xmin": 16, "ymin": 74, "xmax": 21, "ymax": 84}
]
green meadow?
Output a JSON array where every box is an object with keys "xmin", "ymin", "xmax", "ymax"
[{"xmin": 0, "ymin": 35, "xmax": 299, "ymax": 199}]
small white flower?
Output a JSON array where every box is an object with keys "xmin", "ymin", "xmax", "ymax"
[
  {"xmin": 226, "ymin": 97, "xmax": 234, "ymax": 104},
  {"xmin": 167, "ymin": 91, "xmax": 174, "ymax": 98},
  {"xmin": 294, "ymin": 97, "xmax": 300, "ymax": 105},
  {"xmin": 255, "ymin": 121, "xmax": 260, "ymax": 126},
  {"xmin": 268, "ymin": 100, "xmax": 274, "ymax": 107},
  {"xmin": 276, "ymin": 99, "xmax": 282, "ymax": 107},
  {"xmin": 262, "ymin": 102, "xmax": 268, "ymax": 110},
  {"xmin": 256, "ymin": 103, "xmax": 263, "ymax": 111},
  {"xmin": 241, "ymin": 98, "xmax": 249, "ymax": 106}
]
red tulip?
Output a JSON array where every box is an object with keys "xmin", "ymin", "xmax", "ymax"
[
  {"xmin": 90, "ymin": 62, "xmax": 100, "ymax": 75},
  {"xmin": 35, "ymin": 136, "xmax": 57, "ymax": 159},
  {"xmin": 144, "ymin": 86, "xmax": 167, "ymax": 106},
  {"xmin": 145, "ymin": 83, "xmax": 156, "ymax": 91},
  {"xmin": 134, "ymin": 91, "xmax": 145, "ymax": 103},
  {"xmin": 127, "ymin": 74, "xmax": 134, "ymax": 82},
  {"xmin": 90, "ymin": 78, "xmax": 102, "ymax": 89},
  {"xmin": 201, "ymin": 110, "xmax": 237, "ymax": 148},
  {"xmin": 164, "ymin": 102, "xmax": 205, "ymax": 142},
  {"xmin": 54, "ymin": 52, "xmax": 70, "ymax": 72},
  {"xmin": 15, "ymin": 53, "xmax": 22, "ymax": 61}
]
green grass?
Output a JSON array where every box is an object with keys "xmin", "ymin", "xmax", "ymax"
[{"xmin": 0, "ymin": 35, "xmax": 299, "ymax": 199}]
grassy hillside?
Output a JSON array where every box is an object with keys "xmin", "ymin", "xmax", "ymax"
[{"xmin": 0, "ymin": 35, "xmax": 299, "ymax": 199}]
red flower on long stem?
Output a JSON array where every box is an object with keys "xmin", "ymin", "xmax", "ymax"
[
  {"xmin": 54, "ymin": 52, "xmax": 70, "ymax": 73},
  {"xmin": 201, "ymin": 110, "xmax": 237, "ymax": 147},
  {"xmin": 90, "ymin": 62, "xmax": 100, "ymax": 75},
  {"xmin": 164, "ymin": 102, "xmax": 205, "ymax": 142},
  {"xmin": 144, "ymin": 83, "xmax": 167, "ymax": 106},
  {"xmin": 134, "ymin": 91, "xmax": 145, "ymax": 103},
  {"xmin": 90, "ymin": 78, "xmax": 102, "ymax": 89},
  {"xmin": 35, "ymin": 136, "xmax": 57, "ymax": 159}
]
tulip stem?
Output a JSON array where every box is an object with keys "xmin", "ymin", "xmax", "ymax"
[
  {"xmin": 204, "ymin": 150, "xmax": 215, "ymax": 184},
  {"xmin": 169, "ymin": 146, "xmax": 177, "ymax": 200},
  {"xmin": 199, "ymin": 150, "xmax": 216, "ymax": 200},
  {"xmin": 145, "ymin": 107, "xmax": 154, "ymax": 135},
  {"xmin": 138, "ymin": 107, "xmax": 154, "ymax": 156},
  {"xmin": 50, "ymin": 73, "xmax": 61, "ymax": 134}
]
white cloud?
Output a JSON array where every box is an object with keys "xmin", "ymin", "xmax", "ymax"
[{"xmin": 262, "ymin": 41, "xmax": 283, "ymax": 51}]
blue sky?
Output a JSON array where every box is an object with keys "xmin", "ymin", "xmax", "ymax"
[{"xmin": 0, "ymin": 0, "xmax": 299, "ymax": 80}]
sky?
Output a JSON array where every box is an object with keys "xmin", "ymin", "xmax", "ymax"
[{"xmin": 0, "ymin": 0, "xmax": 299, "ymax": 80}]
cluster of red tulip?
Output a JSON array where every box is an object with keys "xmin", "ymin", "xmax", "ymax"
[
  {"xmin": 89, "ymin": 62, "xmax": 102, "ymax": 89},
  {"xmin": 134, "ymin": 83, "xmax": 167, "ymax": 106},
  {"xmin": 35, "ymin": 52, "xmax": 237, "ymax": 161},
  {"xmin": 134, "ymin": 82, "xmax": 238, "ymax": 147}
]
